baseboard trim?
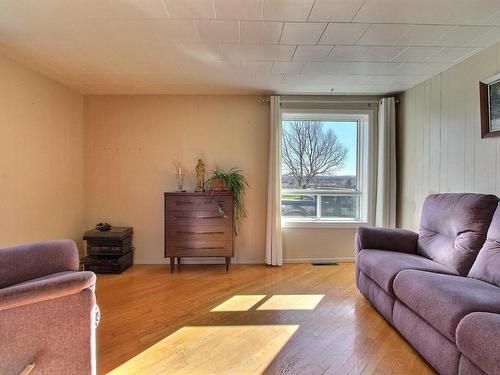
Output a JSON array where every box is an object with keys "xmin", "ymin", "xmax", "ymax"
[
  {"xmin": 283, "ymin": 257, "xmax": 355, "ymax": 263},
  {"xmin": 134, "ymin": 257, "xmax": 355, "ymax": 265},
  {"xmin": 134, "ymin": 258, "xmax": 265, "ymax": 265}
]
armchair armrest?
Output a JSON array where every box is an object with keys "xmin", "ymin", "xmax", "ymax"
[
  {"xmin": 0, "ymin": 240, "xmax": 80, "ymax": 288},
  {"xmin": 355, "ymin": 227, "xmax": 418, "ymax": 255},
  {"xmin": 0, "ymin": 271, "xmax": 96, "ymax": 311}
]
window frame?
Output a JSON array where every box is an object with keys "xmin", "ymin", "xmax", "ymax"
[{"xmin": 280, "ymin": 109, "xmax": 376, "ymax": 229}]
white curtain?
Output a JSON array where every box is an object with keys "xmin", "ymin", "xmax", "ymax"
[
  {"xmin": 265, "ymin": 95, "xmax": 283, "ymax": 266},
  {"xmin": 375, "ymin": 97, "xmax": 397, "ymax": 228}
]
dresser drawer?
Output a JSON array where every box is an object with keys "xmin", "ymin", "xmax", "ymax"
[
  {"xmin": 165, "ymin": 240, "xmax": 233, "ymax": 257},
  {"xmin": 166, "ymin": 195, "xmax": 233, "ymax": 211},
  {"xmin": 166, "ymin": 224, "xmax": 231, "ymax": 242},
  {"xmin": 165, "ymin": 210, "xmax": 232, "ymax": 226}
]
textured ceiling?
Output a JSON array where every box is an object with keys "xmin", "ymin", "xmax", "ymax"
[{"xmin": 1, "ymin": 0, "xmax": 500, "ymax": 95}]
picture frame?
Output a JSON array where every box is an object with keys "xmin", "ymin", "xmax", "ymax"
[{"xmin": 480, "ymin": 72, "xmax": 500, "ymax": 138}]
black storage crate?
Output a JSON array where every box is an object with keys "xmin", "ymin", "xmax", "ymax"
[
  {"xmin": 81, "ymin": 227, "xmax": 134, "ymax": 274},
  {"xmin": 81, "ymin": 250, "xmax": 134, "ymax": 274}
]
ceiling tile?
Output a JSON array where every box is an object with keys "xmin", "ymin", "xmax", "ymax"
[
  {"xmin": 302, "ymin": 61, "xmax": 400, "ymax": 75},
  {"xmin": 272, "ymin": 61, "xmax": 305, "ymax": 73},
  {"xmin": 329, "ymin": 45, "xmax": 406, "ymax": 62},
  {"xmin": 241, "ymin": 61, "xmax": 273, "ymax": 72},
  {"xmin": 394, "ymin": 25, "xmax": 455, "ymax": 46},
  {"xmin": 318, "ymin": 23, "xmax": 370, "ymax": 45},
  {"xmin": 354, "ymin": 0, "xmax": 500, "ymax": 25},
  {"xmin": 262, "ymin": 0, "xmax": 315, "ymax": 21},
  {"xmin": 258, "ymin": 45, "xmax": 295, "ymax": 61},
  {"xmin": 357, "ymin": 24, "xmax": 412, "ymax": 46},
  {"xmin": 163, "ymin": 0, "xmax": 215, "ymax": 19},
  {"xmin": 292, "ymin": 45, "xmax": 333, "ymax": 61},
  {"xmin": 197, "ymin": 20, "xmax": 239, "ymax": 42},
  {"xmin": 214, "ymin": 0, "xmax": 263, "ymax": 21},
  {"xmin": 282, "ymin": 74, "xmax": 339, "ymax": 85},
  {"xmin": 240, "ymin": 21, "xmax": 283, "ymax": 43},
  {"xmin": 392, "ymin": 47, "xmax": 443, "ymax": 62},
  {"xmin": 106, "ymin": 20, "xmax": 200, "ymax": 42},
  {"xmin": 427, "ymin": 47, "xmax": 480, "ymax": 62},
  {"xmin": 432, "ymin": 26, "xmax": 494, "ymax": 46},
  {"xmin": 177, "ymin": 42, "xmax": 223, "ymax": 60},
  {"xmin": 14, "ymin": 0, "xmax": 170, "ymax": 20},
  {"xmin": 280, "ymin": 23, "xmax": 327, "ymax": 45},
  {"xmin": 308, "ymin": 0, "xmax": 365, "ymax": 22},
  {"xmin": 482, "ymin": 9, "xmax": 500, "ymax": 26},
  {"xmin": 466, "ymin": 27, "xmax": 500, "ymax": 47},
  {"xmin": 354, "ymin": 0, "xmax": 455, "ymax": 24},
  {"xmin": 444, "ymin": 0, "xmax": 500, "ymax": 25},
  {"xmin": 221, "ymin": 44, "xmax": 260, "ymax": 60},
  {"xmin": 393, "ymin": 62, "xmax": 450, "ymax": 75},
  {"xmin": 1, "ymin": 0, "xmax": 495, "ymax": 95}
]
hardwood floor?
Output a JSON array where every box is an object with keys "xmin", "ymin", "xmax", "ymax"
[{"xmin": 95, "ymin": 263, "xmax": 435, "ymax": 375}]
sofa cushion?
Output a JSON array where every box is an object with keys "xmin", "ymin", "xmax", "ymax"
[
  {"xmin": 418, "ymin": 193, "xmax": 498, "ymax": 275},
  {"xmin": 393, "ymin": 270, "xmax": 500, "ymax": 342},
  {"xmin": 357, "ymin": 249, "xmax": 456, "ymax": 296},
  {"xmin": 456, "ymin": 312, "xmax": 500, "ymax": 375},
  {"xmin": 458, "ymin": 356, "xmax": 487, "ymax": 375},
  {"xmin": 468, "ymin": 205, "xmax": 500, "ymax": 287}
]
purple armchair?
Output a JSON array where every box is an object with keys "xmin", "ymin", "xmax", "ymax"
[
  {"xmin": 356, "ymin": 193, "xmax": 500, "ymax": 375},
  {"xmin": 0, "ymin": 240, "xmax": 97, "ymax": 375}
]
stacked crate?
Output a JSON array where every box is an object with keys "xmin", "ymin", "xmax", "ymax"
[{"xmin": 81, "ymin": 227, "xmax": 134, "ymax": 274}]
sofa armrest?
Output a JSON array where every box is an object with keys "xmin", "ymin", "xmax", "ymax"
[
  {"xmin": 0, "ymin": 271, "xmax": 96, "ymax": 311},
  {"xmin": 0, "ymin": 240, "xmax": 80, "ymax": 288},
  {"xmin": 457, "ymin": 312, "xmax": 500, "ymax": 375},
  {"xmin": 355, "ymin": 227, "xmax": 418, "ymax": 255}
]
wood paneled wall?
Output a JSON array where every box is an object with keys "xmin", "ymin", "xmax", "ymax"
[{"xmin": 399, "ymin": 41, "xmax": 500, "ymax": 230}]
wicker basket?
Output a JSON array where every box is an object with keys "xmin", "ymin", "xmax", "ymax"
[{"xmin": 210, "ymin": 178, "xmax": 229, "ymax": 192}]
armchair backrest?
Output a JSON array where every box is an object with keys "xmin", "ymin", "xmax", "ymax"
[
  {"xmin": 418, "ymin": 193, "xmax": 498, "ymax": 275},
  {"xmin": 468, "ymin": 205, "xmax": 500, "ymax": 286},
  {"xmin": 0, "ymin": 240, "xmax": 79, "ymax": 288}
]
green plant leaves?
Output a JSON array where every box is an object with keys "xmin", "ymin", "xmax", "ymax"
[{"xmin": 207, "ymin": 168, "xmax": 248, "ymax": 236}]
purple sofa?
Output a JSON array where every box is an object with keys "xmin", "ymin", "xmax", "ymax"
[
  {"xmin": 0, "ymin": 240, "xmax": 97, "ymax": 375},
  {"xmin": 356, "ymin": 193, "xmax": 500, "ymax": 375}
]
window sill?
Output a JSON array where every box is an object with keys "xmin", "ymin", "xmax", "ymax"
[{"xmin": 282, "ymin": 220, "xmax": 370, "ymax": 229}]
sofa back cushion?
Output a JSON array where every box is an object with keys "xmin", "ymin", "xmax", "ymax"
[
  {"xmin": 468, "ymin": 205, "xmax": 500, "ymax": 286},
  {"xmin": 418, "ymin": 193, "xmax": 499, "ymax": 275}
]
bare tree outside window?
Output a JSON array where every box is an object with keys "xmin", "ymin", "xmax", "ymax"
[{"xmin": 282, "ymin": 121, "xmax": 348, "ymax": 189}]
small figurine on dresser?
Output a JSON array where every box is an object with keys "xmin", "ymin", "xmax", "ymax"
[{"xmin": 195, "ymin": 159, "xmax": 206, "ymax": 192}]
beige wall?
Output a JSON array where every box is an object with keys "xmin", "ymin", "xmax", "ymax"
[
  {"xmin": 84, "ymin": 95, "xmax": 365, "ymax": 264},
  {"xmin": 283, "ymin": 228, "xmax": 356, "ymax": 262},
  {"xmin": 84, "ymin": 95, "xmax": 269, "ymax": 264},
  {"xmin": 0, "ymin": 53, "xmax": 84, "ymax": 248},
  {"xmin": 0, "ymin": 50, "xmax": 366, "ymax": 262},
  {"xmin": 399, "ymin": 41, "xmax": 500, "ymax": 230}
]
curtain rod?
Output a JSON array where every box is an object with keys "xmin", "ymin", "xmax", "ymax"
[{"xmin": 261, "ymin": 97, "xmax": 399, "ymax": 104}]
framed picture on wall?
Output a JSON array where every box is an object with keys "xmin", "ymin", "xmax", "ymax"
[{"xmin": 480, "ymin": 72, "xmax": 500, "ymax": 138}]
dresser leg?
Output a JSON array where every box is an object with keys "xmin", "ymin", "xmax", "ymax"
[
  {"xmin": 225, "ymin": 257, "xmax": 231, "ymax": 272},
  {"xmin": 170, "ymin": 257, "xmax": 175, "ymax": 273},
  {"xmin": 177, "ymin": 257, "xmax": 181, "ymax": 265}
]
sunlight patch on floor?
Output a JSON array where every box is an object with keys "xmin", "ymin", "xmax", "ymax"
[
  {"xmin": 210, "ymin": 295, "xmax": 267, "ymax": 312},
  {"xmin": 107, "ymin": 325, "xmax": 299, "ymax": 375},
  {"xmin": 257, "ymin": 294, "xmax": 325, "ymax": 310}
]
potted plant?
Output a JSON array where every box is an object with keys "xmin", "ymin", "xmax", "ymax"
[{"xmin": 206, "ymin": 168, "xmax": 248, "ymax": 236}]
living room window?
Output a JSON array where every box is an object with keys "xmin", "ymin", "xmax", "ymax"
[{"xmin": 281, "ymin": 111, "xmax": 373, "ymax": 227}]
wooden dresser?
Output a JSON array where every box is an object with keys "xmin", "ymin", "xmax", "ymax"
[{"xmin": 164, "ymin": 192, "xmax": 234, "ymax": 272}]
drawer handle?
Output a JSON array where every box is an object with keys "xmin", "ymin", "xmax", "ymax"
[
  {"xmin": 176, "ymin": 231, "xmax": 225, "ymax": 235},
  {"xmin": 176, "ymin": 246, "xmax": 225, "ymax": 250}
]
